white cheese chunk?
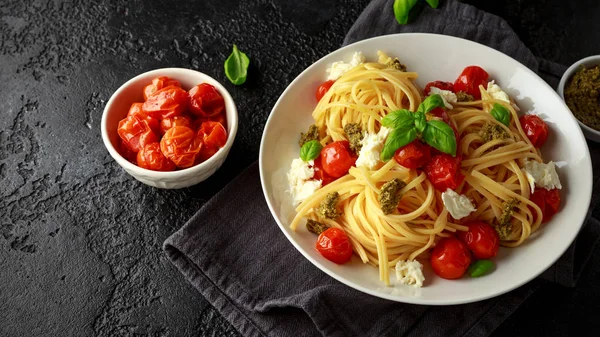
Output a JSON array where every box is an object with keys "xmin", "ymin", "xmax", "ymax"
[
  {"xmin": 287, "ymin": 159, "xmax": 322, "ymax": 206},
  {"xmin": 355, "ymin": 127, "xmax": 390, "ymax": 170},
  {"xmin": 429, "ymin": 86, "xmax": 457, "ymax": 109},
  {"xmin": 486, "ymin": 80, "xmax": 510, "ymax": 103},
  {"xmin": 395, "ymin": 260, "xmax": 425, "ymax": 288},
  {"xmin": 441, "ymin": 189, "xmax": 476, "ymax": 219},
  {"xmin": 326, "ymin": 52, "xmax": 366, "ymax": 80},
  {"xmin": 523, "ymin": 160, "xmax": 562, "ymax": 193}
]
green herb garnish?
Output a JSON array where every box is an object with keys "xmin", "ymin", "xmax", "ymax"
[
  {"xmin": 300, "ymin": 140, "xmax": 322, "ymax": 162},
  {"xmin": 393, "ymin": 0, "xmax": 439, "ymax": 25},
  {"xmin": 224, "ymin": 44, "xmax": 250, "ymax": 85},
  {"xmin": 468, "ymin": 260, "xmax": 495, "ymax": 277},
  {"xmin": 422, "ymin": 120, "xmax": 457, "ymax": 156},
  {"xmin": 490, "ymin": 103, "xmax": 511, "ymax": 126}
]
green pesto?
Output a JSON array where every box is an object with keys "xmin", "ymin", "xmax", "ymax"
[
  {"xmin": 306, "ymin": 219, "xmax": 329, "ymax": 235},
  {"xmin": 456, "ymin": 91, "xmax": 474, "ymax": 102},
  {"xmin": 379, "ymin": 178, "xmax": 407, "ymax": 215},
  {"xmin": 565, "ymin": 66, "xmax": 600, "ymax": 131},
  {"xmin": 343, "ymin": 123, "xmax": 363, "ymax": 153},
  {"xmin": 495, "ymin": 198, "xmax": 520, "ymax": 240},
  {"xmin": 299, "ymin": 124, "xmax": 319, "ymax": 147},
  {"xmin": 318, "ymin": 192, "xmax": 341, "ymax": 219},
  {"xmin": 480, "ymin": 122, "xmax": 510, "ymax": 142},
  {"xmin": 386, "ymin": 58, "xmax": 407, "ymax": 72}
]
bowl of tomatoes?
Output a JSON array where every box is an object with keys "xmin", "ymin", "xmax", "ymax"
[{"xmin": 101, "ymin": 68, "xmax": 238, "ymax": 189}]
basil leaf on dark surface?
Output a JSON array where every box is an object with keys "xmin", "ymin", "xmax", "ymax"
[
  {"xmin": 418, "ymin": 94, "xmax": 446, "ymax": 114},
  {"xmin": 224, "ymin": 44, "xmax": 250, "ymax": 85},
  {"xmin": 468, "ymin": 260, "xmax": 495, "ymax": 277},
  {"xmin": 414, "ymin": 111, "xmax": 427, "ymax": 133},
  {"xmin": 380, "ymin": 126, "xmax": 418, "ymax": 161},
  {"xmin": 425, "ymin": 0, "xmax": 439, "ymax": 8},
  {"xmin": 490, "ymin": 103, "xmax": 511, "ymax": 126},
  {"xmin": 300, "ymin": 140, "xmax": 322, "ymax": 161},
  {"xmin": 422, "ymin": 120, "xmax": 457, "ymax": 156},
  {"xmin": 381, "ymin": 109, "xmax": 415, "ymax": 129},
  {"xmin": 393, "ymin": 0, "xmax": 418, "ymax": 25}
]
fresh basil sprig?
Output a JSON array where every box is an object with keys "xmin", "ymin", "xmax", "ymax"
[
  {"xmin": 393, "ymin": 0, "xmax": 439, "ymax": 25},
  {"xmin": 490, "ymin": 103, "xmax": 511, "ymax": 126},
  {"xmin": 300, "ymin": 140, "xmax": 322, "ymax": 162},
  {"xmin": 468, "ymin": 259, "xmax": 495, "ymax": 277},
  {"xmin": 380, "ymin": 94, "xmax": 457, "ymax": 160},
  {"xmin": 224, "ymin": 44, "xmax": 250, "ymax": 85}
]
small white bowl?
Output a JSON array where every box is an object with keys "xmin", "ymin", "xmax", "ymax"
[
  {"xmin": 101, "ymin": 68, "xmax": 238, "ymax": 189},
  {"xmin": 557, "ymin": 55, "xmax": 600, "ymax": 142}
]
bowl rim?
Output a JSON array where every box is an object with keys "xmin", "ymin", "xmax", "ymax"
[
  {"xmin": 101, "ymin": 67, "xmax": 238, "ymax": 178},
  {"xmin": 557, "ymin": 55, "xmax": 600, "ymax": 137},
  {"xmin": 259, "ymin": 32, "xmax": 593, "ymax": 305}
]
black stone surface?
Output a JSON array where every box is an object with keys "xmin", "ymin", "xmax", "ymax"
[{"xmin": 1, "ymin": 0, "xmax": 598, "ymax": 336}]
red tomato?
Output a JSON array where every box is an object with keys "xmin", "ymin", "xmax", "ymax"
[
  {"xmin": 453, "ymin": 66, "xmax": 489, "ymax": 100},
  {"xmin": 117, "ymin": 115, "xmax": 159, "ymax": 153},
  {"xmin": 118, "ymin": 139, "xmax": 138, "ymax": 163},
  {"xmin": 142, "ymin": 86, "xmax": 188, "ymax": 119},
  {"xmin": 316, "ymin": 80, "xmax": 335, "ymax": 102},
  {"xmin": 160, "ymin": 126, "xmax": 202, "ymax": 168},
  {"xmin": 128, "ymin": 102, "xmax": 161, "ymax": 134},
  {"xmin": 160, "ymin": 116, "xmax": 192, "ymax": 135},
  {"xmin": 529, "ymin": 188, "xmax": 561, "ymax": 223},
  {"xmin": 428, "ymin": 107, "xmax": 450, "ymax": 123},
  {"xmin": 316, "ymin": 228, "xmax": 353, "ymax": 264},
  {"xmin": 424, "ymin": 81, "xmax": 454, "ymax": 96},
  {"xmin": 519, "ymin": 115, "xmax": 549, "ymax": 148},
  {"xmin": 137, "ymin": 142, "xmax": 176, "ymax": 171},
  {"xmin": 424, "ymin": 154, "xmax": 464, "ymax": 192},
  {"xmin": 196, "ymin": 121, "xmax": 228, "ymax": 162},
  {"xmin": 430, "ymin": 237, "xmax": 472, "ymax": 279},
  {"xmin": 320, "ymin": 141, "xmax": 357, "ymax": 178},
  {"xmin": 311, "ymin": 157, "xmax": 335, "ymax": 186},
  {"xmin": 457, "ymin": 221, "xmax": 500, "ymax": 259},
  {"xmin": 143, "ymin": 76, "xmax": 181, "ymax": 101},
  {"xmin": 188, "ymin": 83, "xmax": 225, "ymax": 117},
  {"xmin": 394, "ymin": 140, "xmax": 432, "ymax": 169}
]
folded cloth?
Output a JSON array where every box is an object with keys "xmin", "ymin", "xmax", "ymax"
[{"xmin": 164, "ymin": 1, "xmax": 600, "ymax": 336}]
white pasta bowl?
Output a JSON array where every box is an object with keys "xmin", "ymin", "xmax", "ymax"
[
  {"xmin": 101, "ymin": 68, "xmax": 238, "ymax": 189},
  {"xmin": 259, "ymin": 33, "xmax": 593, "ymax": 305}
]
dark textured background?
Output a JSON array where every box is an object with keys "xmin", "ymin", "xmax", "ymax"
[{"xmin": 1, "ymin": 0, "xmax": 599, "ymax": 336}]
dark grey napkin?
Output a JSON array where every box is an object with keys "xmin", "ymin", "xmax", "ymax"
[{"xmin": 164, "ymin": 1, "xmax": 600, "ymax": 336}]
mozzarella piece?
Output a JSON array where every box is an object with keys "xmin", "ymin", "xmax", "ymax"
[
  {"xmin": 395, "ymin": 260, "xmax": 425, "ymax": 288},
  {"xmin": 355, "ymin": 127, "xmax": 390, "ymax": 170},
  {"xmin": 486, "ymin": 80, "xmax": 511, "ymax": 103},
  {"xmin": 287, "ymin": 159, "xmax": 322, "ymax": 206},
  {"xmin": 523, "ymin": 160, "xmax": 562, "ymax": 193},
  {"xmin": 429, "ymin": 86, "xmax": 457, "ymax": 109},
  {"xmin": 441, "ymin": 189, "xmax": 476, "ymax": 219},
  {"xmin": 326, "ymin": 52, "xmax": 366, "ymax": 80}
]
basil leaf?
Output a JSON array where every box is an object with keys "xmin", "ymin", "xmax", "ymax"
[
  {"xmin": 381, "ymin": 109, "xmax": 415, "ymax": 129},
  {"xmin": 300, "ymin": 140, "xmax": 323, "ymax": 162},
  {"xmin": 418, "ymin": 94, "xmax": 446, "ymax": 114},
  {"xmin": 380, "ymin": 126, "xmax": 417, "ymax": 161},
  {"xmin": 468, "ymin": 260, "xmax": 495, "ymax": 277},
  {"xmin": 422, "ymin": 120, "xmax": 457, "ymax": 156},
  {"xmin": 393, "ymin": 0, "xmax": 418, "ymax": 25},
  {"xmin": 425, "ymin": 0, "xmax": 439, "ymax": 8},
  {"xmin": 224, "ymin": 44, "xmax": 250, "ymax": 85},
  {"xmin": 414, "ymin": 111, "xmax": 426, "ymax": 133},
  {"xmin": 490, "ymin": 103, "xmax": 511, "ymax": 126}
]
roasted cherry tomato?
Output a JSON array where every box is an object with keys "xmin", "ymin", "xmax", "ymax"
[
  {"xmin": 457, "ymin": 221, "xmax": 500, "ymax": 259},
  {"xmin": 142, "ymin": 86, "xmax": 188, "ymax": 120},
  {"xmin": 320, "ymin": 140, "xmax": 357, "ymax": 178},
  {"xmin": 117, "ymin": 115, "xmax": 159, "ymax": 153},
  {"xmin": 519, "ymin": 114, "xmax": 549, "ymax": 148},
  {"xmin": 394, "ymin": 140, "xmax": 432, "ymax": 169},
  {"xmin": 311, "ymin": 156, "xmax": 335, "ymax": 186},
  {"xmin": 453, "ymin": 66, "xmax": 489, "ymax": 100},
  {"xmin": 424, "ymin": 154, "xmax": 464, "ymax": 192},
  {"xmin": 529, "ymin": 188, "xmax": 561, "ymax": 223},
  {"xmin": 143, "ymin": 76, "xmax": 181, "ymax": 101},
  {"xmin": 196, "ymin": 121, "xmax": 228, "ymax": 162},
  {"xmin": 160, "ymin": 126, "xmax": 202, "ymax": 168},
  {"xmin": 118, "ymin": 139, "xmax": 138, "ymax": 163},
  {"xmin": 128, "ymin": 102, "xmax": 160, "ymax": 134},
  {"xmin": 316, "ymin": 227, "xmax": 353, "ymax": 264},
  {"xmin": 428, "ymin": 107, "xmax": 450, "ymax": 123},
  {"xmin": 424, "ymin": 81, "xmax": 454, "ymax": 96},
  {"xmin": 430, "ymin": 237, "xmax": 472, "ymax": 279},
  {"xmin": 160, "ymin": 115, "xmax": 192, "ymax": 135},
  {"xmin": 137, "ymin": 142, "xmax": 176, "ymax": 171},
  {"xmin": 188, "ymin": 83, "xmax": 225, "ymax": 117},
  {"xmin": 316, "ymin": 80, "xmax": 335, "ymax": 102}
]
